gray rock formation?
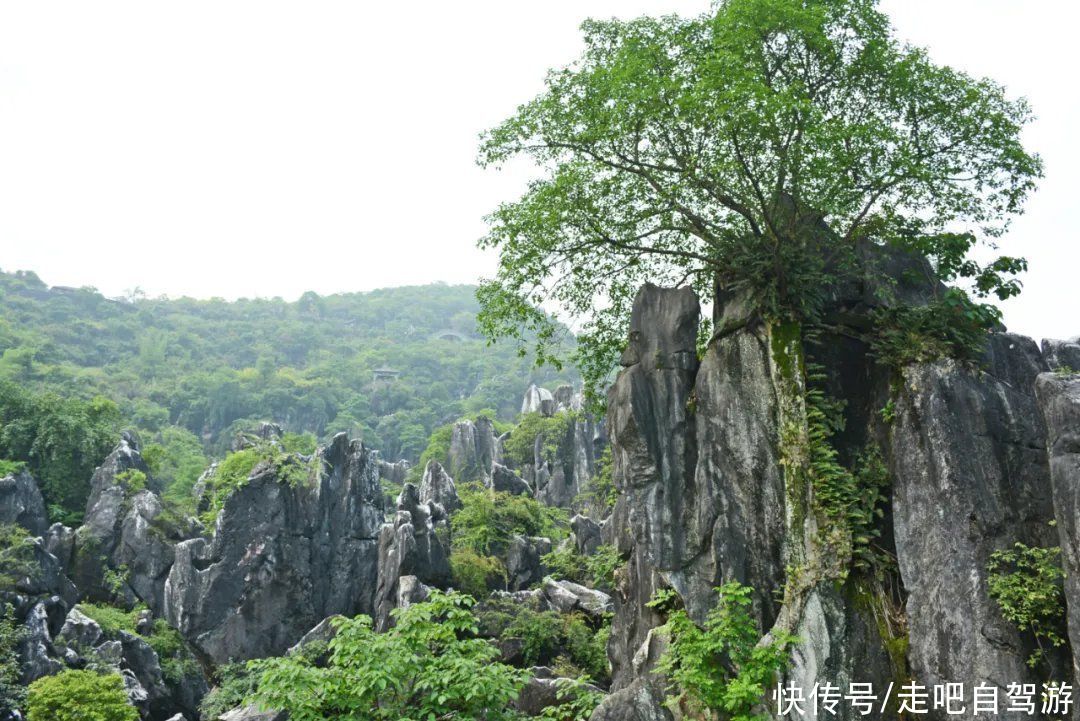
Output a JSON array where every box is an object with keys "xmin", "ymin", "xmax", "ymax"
[
  {"xmin": 489, "ymin": 462, "xmax": 532, "ymax": 497},
  {"xmin": 0, "ymin": 469, "xmax": 48, "ymax": 536},
  {"xmin": 164, "ymin": 433, "xmax": 384, "ymax": 663},
  {"xmin": 522, "ymin": 384, "xmax": 555, "ymax": 416},
  {"xmin": 70, "ymin": 434, "xmax": 180, "ymax": 612},
  {"xmin": 373, "ymin": 483, "xmax": 452, "ymax": 629},
  {"xmin": 570, "ymin": 515, "xmax": 602, "ymax": 556},
  {"xmin": 377, "ymin": 457, "xmax": 410, "ymax": 487},
  {"xmin": 1035, "ymin": 372, "xmax": 1080, "ymax": 683},
  {"xmin": 418, "ymin": 460, "xmax": 461, "ymax": 512},
  {"xmin": 504, "ymin": 535, "xmax": 551, "ymax": 591},
  {"xmin": 588, "ymin": 676, "xmax": 672, "ymax": 721},
  {"xmin": 889, "ymin": 341, "xmax": 1061, "ymax": 711},
  {"xmin": 601, "ymin": 282, "xmax": 1069, "ymax": 720},
  {"xmin": 540, "ymin": 577, "xmax": 613, "ymax": 617},
  {"xmin": 515, "ymin": 667, "xmax": 603, "ymax": 716},
  {"xmin": 1042, "ymin": 337, "xmax": 1080, "ymax": 372},
  {"xmin": 448, "ymin": 416, "xmax": 499, "ymax": 482}
]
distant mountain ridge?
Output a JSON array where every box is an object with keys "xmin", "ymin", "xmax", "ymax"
[{"xmin": 0, "ymin": 268, "xmax": 573, "ymax": 461}]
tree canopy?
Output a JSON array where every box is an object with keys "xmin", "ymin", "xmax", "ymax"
[{"xmin": 477, "ymin": 0, "xmax": 1041, "ymax": 396}]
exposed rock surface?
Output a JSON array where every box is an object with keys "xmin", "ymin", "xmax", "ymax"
[
  {"xmin": 448, "ymin": 416, "xmax": 499, "ymax": 482},
  {"xmin": 489, "ymin": 462, "xmax": 533, "ymax": 496},
  {"xmin": 374, "ymin": 483, "xmax": 452, "ymax": 629},
  {"xmin": 1036, "ymin": 372, "xmax": 1080, "ymax": 682},
  {"xmin": 164, "ymin": 433, "xmax": 384, "ymax": 663},
  {"xmin": 0, "ymin": 468, "xmax": 48, "ymax": 536},
  {"xmin": 418, "ymin": 460, "xmax": 461, "ymax": 512},
  {"xmin": 889, "ymin": 343, "xmax": 1061, "ymax": 709},
  {"xmin": 570, "ymin": 514, "xmax": 602, "ymax": 556},
  {"xmin": 1042, "ymin": 337, "xmax": 1080, "ymax": 372},
  {"xmin": 504, "ymin": 536, "xmax": 552, "ymax": 591},
  {"xmin": 515, "ymin": 667, "xmax": 603, "ymax": 716},
  {"xmin": 522, "ymin": 384, "xmax": 555, "ymax": 416},
  {"xmin": 70, "ymin": 434, "xmax": 180, "ymax": 612},
  {"xmin": 599, "ymin": 282, "xmax": 1068, "ymax": 721}
]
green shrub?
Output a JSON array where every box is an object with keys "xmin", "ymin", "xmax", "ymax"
[
  {"xmin": 200, "ymin": 662, "xmax": 258, "ymax": 720},
  {"xmin": 114, "ymin": 469, "xmax": 147, "ymax": 495},
  {"xmin": 988, "ymin": 542, "xmax": 1066, "ymax": 668},
  {"xmin": 0, "ymin": 523, "xmax": 36, "ymax": 593},
  {"xmin": 541, "ymin": 544, "xmax": 589, "ymax": 584},
  {"xmin": 803, "ymin": 375, "xmax": 890, "ymax": 574},
  {"xmin": 246, "ymin": 591, "xmax": 527, "ymax": 721},
  {"xmin": 200, "ymin": 663, "xmax": 258, "ymax": 720},
  {"xmin": 450, "ymin": 548, "xmax": 506, "ymax": 598},
  {"xmin": 26, "ymin": 669, "xmax": 139, "ymax": 721},
  {"xmin": 870, "ymin": 289, "xmax": 999, "ymax": 368},
  {"xmin": 541, "ymin": 543, "xmax": 621, "ymax": 592},
  {"xmin": 282, "ymin": 432, "xmax": 318, "ymax": 455},
  {"xmin": 145, "ymin": 619, "xmax": 200, "ymax": 684},
  {"xmin": 504, "ymin": 608, "xmax": 565, "ymax": 666},
  {"xmin": 0, "ymin": 459, "xmax": 25, "ymax": 477},
  {"xmin": 503, "ymin": 412, "xmax": 578, "ymax": 468},
  {"xmin": 0, "ymin": 604, "xmax": 26, "ymax": 714},
  {"xmin": 652, "ymin": 582, "xmax": 795, "ymax": 721},
  {"xmin": 451, "ymin": 484, "xmax": 567, "ymax": 557},
  {"xmin": 76, "ymin": 603, "xmax": 139, "ymax": 636},
  {"xmin": 576, "ymin": 446, "xmax": 616, "ymax": 512},
  {"xmin": 200, "ymin": 443, "xmax": 316, "ymax": 526}
]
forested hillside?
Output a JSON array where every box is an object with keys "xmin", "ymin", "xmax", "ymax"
[{"xmin": 0, "ymin": 268, "xmax": 571, "ymax": 520}]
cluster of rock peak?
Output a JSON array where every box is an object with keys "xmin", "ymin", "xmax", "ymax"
[
  {"xmin": 590, "ymin": 271, "xmax": 1080, "ymax": 721},
  {"xmin": 0, "ymin": 384, "xmax": 610, "ymax": 720},
  {"xmin": 3, "ymin": 260, "xmax": 1080, "ymax": 721}
]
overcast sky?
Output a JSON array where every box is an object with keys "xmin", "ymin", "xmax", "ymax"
[{"xmin": 0, "ymin": 1, "xmax": 1075, "ymax": 340}]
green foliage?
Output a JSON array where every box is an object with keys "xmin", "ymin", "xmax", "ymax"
[
  {"xmin": 145, "ymin": 619, "xmax": 200, "ymax": 684},
  {"xmin": 76, "ymin": 603, "xmax": 139, "ymax": 636},
  {"xmin": 26, "ymin": 669, "xmax": 139, "ymax": 721},
  {"xmin": 0, "ymin": 274, "xmax": 570, "ymax": 473},
  {"xmin": 870, "ymin": 289, "xmax": 1002, "ymax": 367},
  {"xmin": 451, "ymin": 484, "xmax": 568, "ymax": 558},
  {"xmin": 476, "ymin": 0, "xmax": 1040, "ymax": 403},
  {"xmin": 200, "ymin": 663, "xmax": 259, "ymax": 720},
  {"xmin": 141, "ymin": 425, "xmax": 208, "ymax": 514},
  {"xmin": 282, "ymin": 431, "xmax": 318, "ymax": 455},
  {"xmin": 0, "ymin": 523, "xmax": 37, "ymax": 593},
  {"xmin": 504, "ymin": 607, "xmax": 565, "ymax": 667},
  {"xmin": 245, "ymin": 591, "xmax": 527, "ymax": 721},
  {"xmin": 478, "ymin": 598, "xmax": 612, "ymax": 685},
  {"xmin": 198, "ymin": 442, "xmax": 315, "ymax": 526},
  {"xmin": 803, "ymin": 376, "xmax": 890, "ymax": 574},
  {"xmin": 450, "ymin": 548, "xmax": 506, "ymax": 598},
  {"xmin": 654, "ymin": 583, "xmax": 795, "ymax": 721},
  {"xmin": 0, "ymin": 459, "xmax": 25, "ymax": 477},
  {"xmin": 987, "ymin": 542, "xmax": 1066, "ymax": 669},
  {"xmin": 74, "ymin": 604, "xmax": 198, "ymax": 684},
  {"xmin": 115, "ymin": 469, "xmax": 147, "ymax": 495},
  {"xmin": 0, "ymin": 604, "xmax": 26, "ymax": 714},
  {"xmin": 503, "ymin": 411, "xmax": 578, "ymax": 469},
  {"xmin": 103, "ymin": 566, "xmax": 130, "ymax": 597},
  {"xmin": 1054, "ymin": 366, "xmax": 1077, "ymax": 377},
  {"xmin": 536, "ymin": 676, "xmax": 605, "ymax": 721},
  {"xmin": 0, "ymin": 379, "xmax": 122, "ymax": 520},
  {"xmin": 541, "ymin": 544, "xmax": 621, "ymax": 592}
]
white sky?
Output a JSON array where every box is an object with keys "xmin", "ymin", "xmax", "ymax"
[{"xmin": 0, "ymin": 1, "xmax": 1076, "ymax": 340}]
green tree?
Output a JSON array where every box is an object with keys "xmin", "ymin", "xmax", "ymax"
[
  {"xmin": 0, "ymin": 605, "xmax": 26, "ymax": 715},
  {"xmin": 651, "ymin": 583, "xmax": 795, "ymax": 721},
  {"xmin": 477, "ymin": 0, "xmax": 1041, "ymax": 398},
  {"xmin": 246, "ymin": 591, "xmax": 526, "ymax": 721},
  {"xmin": 25, "ymin": 669, "xmax": 139, "ymax": 721}
]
